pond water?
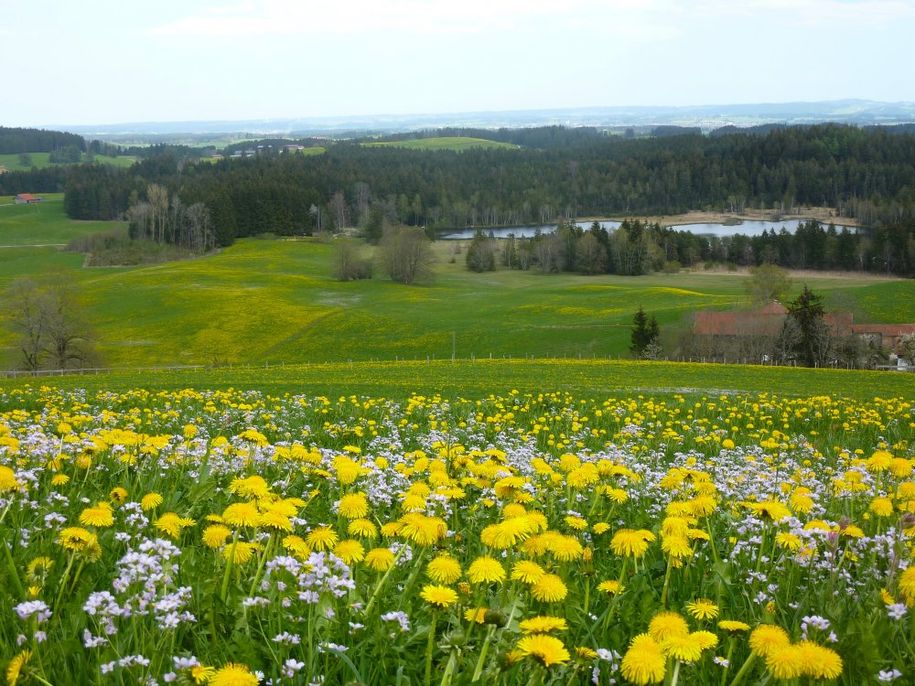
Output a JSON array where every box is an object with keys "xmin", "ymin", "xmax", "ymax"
[{"xmin": 439, "ymin": 218, "xmax": 858, "ymax": 240}]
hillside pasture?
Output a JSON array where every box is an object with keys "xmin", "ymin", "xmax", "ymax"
[{"xmin": 364, "ymin": 136, "xmax": 518, "ymax": 151}]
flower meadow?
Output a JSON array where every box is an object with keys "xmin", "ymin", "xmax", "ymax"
[{"xmin": 1, "ymin": 386, "xmax": 914, "ymax": 685}]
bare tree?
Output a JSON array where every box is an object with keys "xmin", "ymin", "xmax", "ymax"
[
  {"xmin": 4, "ymin": 277, "xmax": 99, "ymax": 370},
  {"xmin": 5, "ymin": 278, "xmax": 46, "ymax": 370},
  {"xmin": 379, "ymin": 226, "xmax": 434, "ymax": 284},
  {"xmin": 332, "ymin": 238, "xmax": 373, "ymax": 281}
]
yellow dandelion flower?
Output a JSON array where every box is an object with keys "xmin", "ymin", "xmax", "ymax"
[
  {"xmin": 511, "ymin": 560, "xmax": 545, "ymax": 584},
  {"xmin": 519, "ymin": 616, "xmax": 568, "ymax": 634},
  {"xmin": 660, "ymin": 633, "xmax": 704, "ymax": 663},
  {"xmin": 749, "ymin": 625, "xmax": 791, "ymax": 657},
  {"xmin": 333, "ymin": 539, "xmax": 365, "ymax": 564},
  {"xmin": 467, "ymin": 556, "xmax": 506, "ymax": 584},
  {"xmin": 0, "ymin": 465, "xmax": 22, "ymax": 492},
  {"xmin": 154, "ymin": 512, "xmax": 196, "ymax": 539},
  {"xmin": 79, "ymin": 502, "xmax": 114, "ymax": 528},
  {"xmin": 765, "ymin": 644, "xmax": 805, "ymax": 680},
  {"xmin": 597, "ymin": 580, "xmax": 624, "ymax": 595},
  {"xmin": 258, "ymin": 510, "xmax": 292, "ymax": 532},
  {"xmin": 610, "ymin": 529, "xmax": 655, "ymax": 559},
  {"xmin": 870, "ymin": 497, "xmax": 895, "ymax": 518},
  {"xmin": 202, "ymin": 524, "xmax": 232, "ymax": 549},
  {"xmin": 464, "ymin": 607, "xmax": 488, "ymax": 624},
  {"xmin": 364, "ymin": 547, "xmax": 396, "ymax": 571},
  {"xmin": 5, "ymin": 649, "xmax": 30, "ymax": 686},
  {"xmin": 718, "ymin": 620, "xmax": 750, "ymax": 633},
  {"xmin": 109, "ymin": 486, "xmax": 128, "ymax": 503},
  {"xmin": 515, "ymin": 634, "xmax": 570, "ymax": 667},
  {"xmin": 427, "ymin": 555, "xmax": 462, "ymax": 584},
  {"xmin": 685, "ymin": 599, "xmax": 719, "ymax": 621},
  {"xmin": 141, "ymin": 492, "xmax": 164, "ymax": 511},
  {"xmin": 210, "ymin": 662, "xmax": 259, "ymax": 686},
  {"xmin": 306, "ymin": 526, "xmax": 339, "ymax": 551},
  {"xmin": 621, "ymin": 634, "xmax": 666, "ymax": 685},
  {"xmin": 222, "ymin": 541, "xmax": 258, "ymax": 564},
  {"xmin": 531, "ymin": 574, "xmax": 568, "ymax": 603},
  {"xmin": 648, "ymin": 612, "xmax": 689, "ymax": 642},
  {"xmin": 348, "ymin": 518, "xmax": 378, "ymax": 539},
  {"xmin": 796, "ymin": 641, "xmax": 843, "ymax": 680},
  {"xmin": 337, "ymin": 493, "xmax": 369, "ymax": 519},
  {"xmin": 898, "ymin": 566, "xmax": 915, "ymax": 606},
  {"xmin": 420, "ymin": 584, "xmax": 458, "ymax": 608},
  {"xmin": 222, "ymin": 502, "xmax": 260, "ymax": 528}
]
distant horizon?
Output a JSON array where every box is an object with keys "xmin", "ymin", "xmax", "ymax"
[
  {"xmin": 24, "ymin": 99, "xmax": 915, "ymax": 138},
  {"xmin": 33, "ymin": 97, "xmax": 909, "ymax": 130},
  {"xmin": 3, "ymin": 1, "xmax": 913, "ymax": 129}
]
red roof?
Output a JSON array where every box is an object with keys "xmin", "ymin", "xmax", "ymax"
[{"xmin": 16, "ymin": 193, "xmax": 38, "ymax": 201}]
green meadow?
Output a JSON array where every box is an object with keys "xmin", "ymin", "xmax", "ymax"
[
  {"xmin": 0, "ymin": 202, "xmax": 914, "ymax": 374},
  {"xmin": 0, "ymin": 152, "xmax": 136, "ymax": 171},
  {"xmin": 0, "ymin": 194, "xmax": 127, "ymax": 246},
  {"xmin": 3, "ymin": 359, "xmax": 914, "ymax": 400},
  {"xmin": 364, "ymin": 136, "xmax": 518, "ymax": 151}
]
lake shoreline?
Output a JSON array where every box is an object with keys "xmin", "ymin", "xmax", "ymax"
[{"xmin": 582, "ymin": 206, "xmax": 860, "ymax": 228}]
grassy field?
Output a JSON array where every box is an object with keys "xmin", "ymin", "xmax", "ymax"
[
  {"xmin": 0, "ymin": 195, "xmax": 127, "ymax": 246},
  {"xmin": 364, "ymin": 136, "xmax": 518, "ymax": 151},
  {"xmin": 0, "ymin": 152, "xmax": 136, "ymax": 171},
  {"xmin": 2, "ymin": 358, "xmax": 913, "ymax": 400},
  {"xmin": 0, "ymin": 204, "xmax": 913, "ymax": 369}
]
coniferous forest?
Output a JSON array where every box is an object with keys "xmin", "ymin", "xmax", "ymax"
[{"xmin": 2, "ymin": 123, "xmax": 915, "ymax": 274}]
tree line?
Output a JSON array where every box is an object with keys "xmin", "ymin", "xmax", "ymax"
[
  {"xmin": 464, "ymin": 218, "xmax": 915, "ymax": 276},
  {"xmin": 0, "ymin": 126, "xmax": 85, "ymax": 154}
]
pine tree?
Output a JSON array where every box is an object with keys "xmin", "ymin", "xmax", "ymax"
[{"xmin": 630, "ymin": 306, "xmax": 659, "ymax": 356}]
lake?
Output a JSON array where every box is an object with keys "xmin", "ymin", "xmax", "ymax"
[{"xmin": 439, "ymin": 218, "xmax": 857, "ymax": 240}]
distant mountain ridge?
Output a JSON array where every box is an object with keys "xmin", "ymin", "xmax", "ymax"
[{"xmin": 54, "ymin": 99, "xmax": 915, "ymax": 138}]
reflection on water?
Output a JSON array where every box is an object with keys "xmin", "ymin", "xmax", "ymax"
[{"xmin": 440, "ymin": 218, "xmax": 858, "ymax": 240}]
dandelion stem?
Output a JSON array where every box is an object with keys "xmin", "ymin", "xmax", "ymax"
[
  {"xmin": 425, "ymin": 612, "xmax": 438, "ymax": 686},
  {"xmin": 471, "ymin": 625, "xmax": 496, "ymax": 682},
  {"xmin": 728, "ymin": 652, "xmax": 757, "ymax": 686}
]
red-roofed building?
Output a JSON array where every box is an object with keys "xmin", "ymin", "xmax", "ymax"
[{"xmin": 14, "ymin": 193, "xmax": 42, "ymax": 204}]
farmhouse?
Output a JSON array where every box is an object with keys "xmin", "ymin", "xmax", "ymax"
[
  {"xmin": 14, "ymin": 193, "xmax": 43, "ymax": 204},
  {"xmin": 691, "ymin": 302, "xmax": 915, "ymax": 361}
]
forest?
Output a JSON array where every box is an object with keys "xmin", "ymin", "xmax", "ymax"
[{"xmin": 2, "ymin": 123, "xmax": 915, "ymax": 274}]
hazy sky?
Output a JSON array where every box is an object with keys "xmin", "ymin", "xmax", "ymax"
[{"xmin": 3, "ymin": 0, "xmax": 915, "ymax": 126}]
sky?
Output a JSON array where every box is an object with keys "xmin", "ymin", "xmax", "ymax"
[{"xmin": 2, "ymin": 0, "xmax": 915, "ymax": 126}]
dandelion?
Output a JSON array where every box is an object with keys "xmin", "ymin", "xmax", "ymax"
[
  {"xmin": 79, "ymin": 502, "xmax": 114, "ymax": 528},
  {"xmin": 5, "ymin": 650, "xmax": 30, "ymax": 686},
  {"xmin": 333, "ymin": 539, "xmax": 365, "ymax": 565},
  {"xmin": 531, "ymin": 574, "xmax": 568, "ymax": 603},
  {"xmin": 364, "ymin": 548, "xmax": 396, "ymax": 572},
  {"xmin": 796, "ymin": 641, "xmax": 843, "ymax": 679},
  {"xmin": 0, "ymin": 465, "xmax": 22, "ymax": 492},
  {"xmin": 610, "ymin": 529, "xmax": 655, "ymax": 558},
  {"xmin": 511, "ymin": 560, "xmax": 545, "ymax": 584},
  {"xmin": 749, "ymin": 625, "xmax": 791, "ymax": 657},
  {"xmin": 202, "ymin": 525, "xmax": 232, "ymax": 548},
  {"xmin": 765, "ymin": 644, "xmax": 805, "ymax": 680},
  {"xmin": 154, "ymin": 513, "xmax": 195, "ymax": 539},
  {"xmin": 221, "ymin": 503, "xmax": 260, "ymax": 528},
  {"xmin": 306, "ymin": 526, "xmax": 339, "ymax": 551},
  {"xmin": 718, "ymin": 620, "xmax": 750, "ymax": 633},
  {"xmin": 519, "ymin": 616, "xmax": 568, "ymax": 634},
  {"xmin": 515, "ymin": 634, "xmax": 571, "ymax": 667},
  {"xmin": 648, "ymin": 612, "xmax": 689, "ymax": 641},
  {"xmin": 685, "ymin": 598, "xmax": 719, "ymax": 621},
  {"xmin": 898, "ymin": 567, "xmax": 915, "ymax": 606},
  {"xmin": 426, "ymin": 554, "xmax": 462, "ymax": 584},
  {"xmin": 210, "ymin": 663, "xmax": 259, "ymax": 686},
  {"xmin": 420, "ymin": 584, "xmax": 458, "ymax": 608},
  {"xmin": 337, "ymin": 493, "xmax": 369, "ymax": 519},
  {"xmin": 348, "ymin": 518, "xmax": 378, "ymax": 538},
  {"xmin": 597, "ymin": 580, "xmax": 624, "ymax": 595},
  {"xmin": 621, "ymin": 634, "xmax": 666, "ymax": 685},
  {"xmin": 467, "ymin": 556, "xmax": 506, "ymax": 584},
  {"xmin": 140, "ymin": 492, "xmax": 163, "ymax": 511}
]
